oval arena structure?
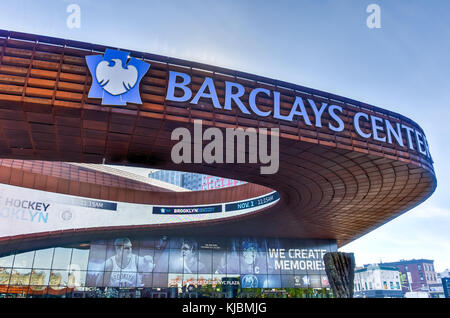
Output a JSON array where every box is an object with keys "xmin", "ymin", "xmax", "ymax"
[{"xmin": 0, "ymin": 30, "xmax": 437, "ymax": 296}]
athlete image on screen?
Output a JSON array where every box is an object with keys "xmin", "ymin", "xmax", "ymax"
[
  {"xmin": 169, "ymin": 239, "xmax": 206, "ymax": 274},
  {"xmin": 96, "ymin": 237, "xmax": 154, "ymax": 287},
  {"xmin": 181, "ymin": 239, "xmax": 206, "ymax": 274},
  {"xmin": 241, "ymin": 239, "xmax": 267, "ymax": 274}
]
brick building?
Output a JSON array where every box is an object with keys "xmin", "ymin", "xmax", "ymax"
[{"xmin": 380, "ymin": 259, "xmax": 439, "ymax": 295}]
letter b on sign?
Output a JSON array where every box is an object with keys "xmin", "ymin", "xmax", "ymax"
[{"xmin": 366, "ymin": 4, "xmax": 381, "ymax": 29}]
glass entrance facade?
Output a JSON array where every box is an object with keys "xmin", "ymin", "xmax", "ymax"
[{"xmin": 0, "ymin": 236, "xmax": 336, "ymax": 298}]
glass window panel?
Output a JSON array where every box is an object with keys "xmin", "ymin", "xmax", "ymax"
[
  {"xmin": 198, "ymin": 249, "xmax": 211, "ymax": 274},
  {"xmin": 30, "ymin": 270, "xmax": 50, "ymax": 286},
  {"xmin": 310, "ymin": 241, "xmax": 329, "ymax": 274},
  {"xmin": 212, "ymin": 250, "xmax": 226, "ymax": 274},
  {"xmin": 85, "ymin": 271, "xmax": 104, "ymax": 287},
  {"xmin": 108, "ymin": 238, "xmax": 139, "ymax": 266},
  {"xmin": 202, "ymin": 237, "xmax": 230, "ymax": 250},
  {"xmin": 118, "ymin": 249, "xmax": 139, "ymax": 273},
  {"xmin": 29, "ymin": 285, "xmax": 47, "ymax": 294},
  {"xmin": 226, "ymin": 250, "xmax": 240, "ymax": 274},
  {"xmin": 183, "ymin": 273, "xmax": 197, "ymax": 288},
  {"xmin": 296, "ymin": 274, "xmax": 311, "ymax": 288},
  {"xmin": 212, "ymin": 274, "xmax": 227, "ymax": 288},
  {"xmin": 169, "ymin": 249, "xmax": 184, "ymax": 273},
  {"xmin": 51, "ymin": 248, "xmax": 72, "ymax": 270},
  {"xmin": 153, "ymin": 249, "xmax": 169, "ymax": 273},
  {"xmin": 153, "ymin": 273, "xmax": 168, "ymax": 288},
  {"xmin": 140, "ymin": 272, "xmax": 153, "ymax": 288},
  {"xmin": 327, "ymin": 240, "xmax": 338, "ymax": 252},
  {"xmin": 12, "ymin": 251, "xmax": 35, "ymax": 269},
  {"xmin": 240, "ymin": 249, "xmax": 255, "ymax": 274},
  {"xmin": 266, "ymin": 238, "xmax": 282, "ymax": 250},
  {"xmin": 241, "ymin": 274, "xmax": 268, "ymax": 288},
  {"xmin": 68, "ymin": 270, "xmax": 87, "ymax": 289},
  {"xmin": 180, "ymin": 239, "xmax": 200, "ymax": 274},
  {"xmin": 139, "ymin": 237, "xmax": 159, "ymax": 249},
  {"xmin": 321, "ymin": 275, "xmax": 330, "ymax": 288},
  {"xmin": 293, "ymin": 258, "xmax": 309, "ymax": 276},
  {"xmin": 229, "ymin": 238, "xmax": 240, "ymax": 252},
  {"xmin": 266, "ymin": 249, "xmax": 281, "ymax": 274},
  {"xmin": 310, "ymin": 275, "xmax": 321, "ymax": 288},
  {"xmin": 70, "ymin": 248, "xmax": 89, "ymax": 271},
  {"xmin": 49, "ymin": 270, "xmax": 68, "ymax": 287},
  {"xmin": 169, "ymin": 237, "xmax": 184, "ymax": 249},
  {"xmin": 0, "ymin": 267, "xmax": 11, "ymax": 286},
  {"xmin": 33, "ymin": 248, "xmax": 54, "ymax": 269},
  {"xmin": 168, "ymin": 273, "xmax": 182, "ymax": 288},
  {"xmin": 305, "ymin": 259, "xmax": 323, "ymax": 275},
  {"xmin": 9, "ymin": 269, "xmax": 31, "ymax": 286},
  {"xmin": 87, "ymin": 244, "xmax": 107, "ymax": 272},
  {"xmin": 254, "ymin": 252, "xmax": 267, "ymax": 275},
  {"xmin": 281, "ymin": 275, "xmax": 295, "ymax": 288},
  {"xmin": 104, "ymin": 245, "xmax": 121, "ymax": 271},
  {"xmin": 138, "ymin": 247, "xmax": 155, "ymax": 273},
  {"xmin": 197, "ymin": 273, "xmax": 213, "ymax": 287},
  {"xmin": 117, "ymin": 271, "xmax": 137, "ymax": 288},
  {"xmin": 0, "ymin": 254, "xmax": 14, "ymax": 268},
  {"xmin": 263, "ymin": 274, "xmax": 280, "ymax": 288},
  {"xmin": 103, "ymin": 271, "xmax": 118, "ymax": 287},
  {"xmin": 277, "ymin": 238, "xmax": 299, "ymax": 250}
]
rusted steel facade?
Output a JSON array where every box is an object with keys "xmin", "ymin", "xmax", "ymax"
[{"xmin": 0, "ymin": 30, "xmax": 436, "ymax": 251}]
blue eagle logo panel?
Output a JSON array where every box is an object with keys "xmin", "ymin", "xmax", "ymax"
[{"xmin": 85, "ymin": 49, "xmax": 150, "ymax": 106}]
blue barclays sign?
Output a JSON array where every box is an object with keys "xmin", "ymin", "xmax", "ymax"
[{"xmin": 86, "ymin": 49, "xmax": 150, "ymax": 106}]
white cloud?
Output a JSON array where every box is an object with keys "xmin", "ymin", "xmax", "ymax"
[{"xmin": 407, "ymin": 206, "xmax": 450, "ymax": 219}]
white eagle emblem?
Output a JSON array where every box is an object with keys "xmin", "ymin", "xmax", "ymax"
[{"xmin": 95, "ymin": 58, "xmax": 138, "ymax": 96}]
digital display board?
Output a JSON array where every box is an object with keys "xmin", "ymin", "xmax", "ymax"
[
  {"xmin": 153, "ymin": 205, "xmax": 222, "ymax": 215},
  {"xmin": 225, "ymin": 192, "xmax": 280, "ymax": 212},
  {"xmin": 0, "ymin": 183, "xmax": 279, "ymax": 240}
]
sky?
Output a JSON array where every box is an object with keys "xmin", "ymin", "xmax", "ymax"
[{"xmin": 0, "ymin": 0, "xmax": 448, "ymax": 272}]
